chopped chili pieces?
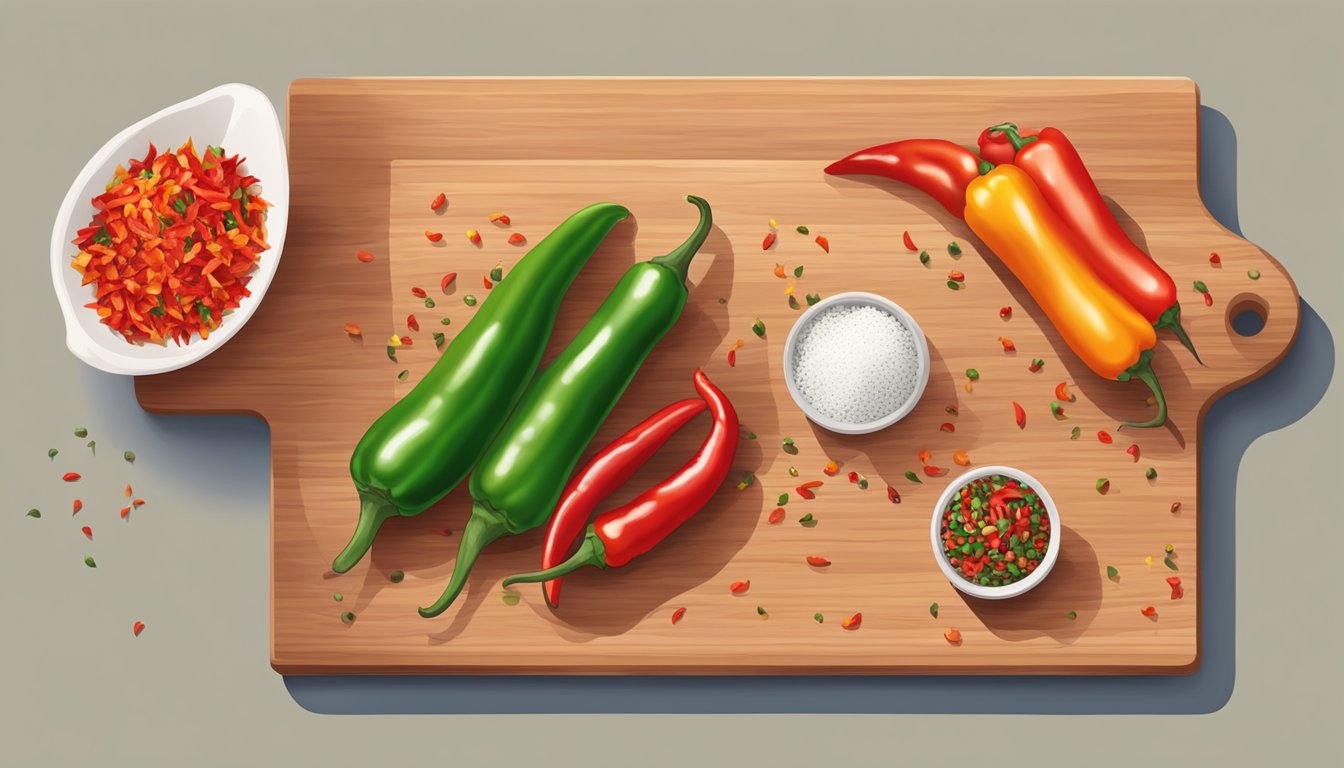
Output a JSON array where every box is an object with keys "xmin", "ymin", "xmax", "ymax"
[
  {"xmin": 1203, "ymin": 291, "xmax": 1214, "ymax": 306},
  {"xmin": 488, "ymin": 212, "xmax": 511, "ymax": 225},
  {"xmin": 814, "ymin": 612, "xmax": 824, "ymax": 623},
  {"xmin": 407, "ymin": 314, "xmax": 420, "ymax": 332},
  {"xmin": 773, "ymin": 263, "xmax": 786, "ymax": 279},
  {"xmin": 465, "ymin": 229, "xmax": 482, "ymax": 245},
  {"xmin": 814, "ymin": 235, "xmax": 830, "ymax": 253},
  {"xmin": 919, "ymin": 250, "xmax": 930, "ymax": 265},
  {"xmin": 62, "ymin": 472, "xmax": 81, "ymax": 482},
  {"xmin": 762, "ymin": 231, "xmax": 777, "ymax": 250},
  {"xmin": 1208, "ymin": 252, "xmax": 1220, "ymax": 265},
  {"xmin": 410, "ymin": 286, "xmax": 428, "ymax": 299},
  {"xmin": 887, "ymin": 486, "xmax": 901, "ymax": 504},
  {"xmin": 929, "ymin": 602, "xmax": 938, "ymax": 618},
  {"xmin": 430, "ymin": 192, "xmax": 446, "ymax": 211},
  {"xmin": 806, "ymin": 556, "xmax": 831, "ymax": 567},
  {"xmin": 85, "ymin": 556, "xmax": 97, "ymax": 568},
  {"xmin": 343, "ymin": 322, "xmax": 362, "ymax": 337},
  {"xmin": 1050, "ymin": 401, "xmax": 1066, "ymax": 419},
  {"xmin": 1106, "ymin": 565, "xmax": 1119, "ymax": 579},
  {"xmin": 952, "ymin": 449, "xmax": 971, "ymax": 466},
  {"xmin": 796, "ymin": 225, "xmax": 809, "ymax": 234},
  {"xmin": 132, "ymin": 620, "xmax": 146, "ymax": 637},
  {"xmin": 923, "ymin": 465, "xmax": 948, "ymax": 477},
  {"xmin": 729, "ymin": 580, "xmax": 750, "ymax": 594},
  {"xmin": 902, "ymin": 231, "xmax": 917, "ymax": 251},
  {"xmin": 1070, "ymin": 426, "xmax": 1082, "ymax": 440},
  {"xmin": 671, "ymin": 607, "xmax": 687, "ymax": 624},
  {"xmin": 1126, "ymin": 444, "xmax": 1140, "ymax": 462},
  {"xmin": 508, "ymin": 233, "xmax": 526, "ymax": 245},
  {"xmin": 1013, "ymin": 401, "xmax": 1026, "ymax": 429},
  {"xmin": 73, "ymin": 499, "xmax": 83, "ymax": 515},
  {"xmin": 440, "ymin": 272, "xmax": 457, "ymax": 292},
  {"xmin": 1147, "ymin": 467, "xmax": 1158, "ymax": 480},
  {"xmin": 768, "ymin": 507, "xmax": 785, "ymax": 524},
  {"xmin": 905, "ymin": 470, "xmax": 921, "ymax": 484},
  {"xmin": 999, "ymin": 306, "xmax": 1012, "ymax": 319},
  {"xmin": 824, "ymin": 458, "xmax": 841, "ymax": 475},
  {"xmin": 1096, "ymin": 478, "xmax": 1110, "ymax": 494},
  {"xmin": 1140, "ymin": 606, "xmax": 1157, "ymax": 617},
  {"xmin": 356, "ymin": 250, "xmax": 375, "ymax": 263},
  {"xmin": 798, "ymin": 513, "xmax": 816, "ymax": 527},
  {"xmin": 82, "ymin": 525, "xmax": 93, "ymax": 539},
  {"xmin": 796, "ymin": 481, "xmax": 823, "ymax": 500},
  {"xmin": 483, "ymin": 274, "xmax": 493, "ymax": 289},
  {"xmin": 841, "ymin": 612, "xmax": 862, "ymax": 630},
  {"xmin": 1097, "ymin": 430, "xmax": 1113, "ymax": 444},
  {"xmin": 424, "ymin": 230, "xmax": 444, "ymax": 243},
  {"xmin": 793, "ymin": 265, "xmax": 804, "ymax": 278},
  {"xmin": 120, "ymin": 506, "xmax": 131, "ymax": 519},
  {"xmin": 944, "ymin": 628, "xmax": 962, "ymax": 644},
  {"xmin": 1055, "ymin": 382, "xmax": 1074, "ymax": 402},
  {"xmin": 1028, "ymin": 358, "xmax": 1044, "ymax": 372},
  {"xmin": 26, "ymin": 509, "xmax": 40, "ymax": 518},
  {"xmin": 939, "ymin": 422, "xmax": 955, "ymax": 432},
  {"xmin": 751, "ymin": 318, "xmax": 765, "ymax": 337},
  {"xmin": 1167, "ymin": 576, "xmax": 1184, "ymax": 599},
  {"xmin": 948, "ymin": 242, "xmax": 962, "ymax": 257}
]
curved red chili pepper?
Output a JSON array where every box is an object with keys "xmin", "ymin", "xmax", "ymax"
[
  {"xmin": 502, "ymin": 370, "xmax": 738, "ymax": 600},
  {"xmin": 537, "ymin": 397, "xmax": 706, "ymax": 607},
  {"xmin": 823, "ymin": 139, "xmax": 981, "ymax": 218}
]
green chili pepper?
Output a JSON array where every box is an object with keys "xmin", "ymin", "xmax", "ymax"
[
  {"xmin": 48, "ymin": 448, "xmax": 58, "ymax": 459},
  {"xmin": 1067, "ymin": 610, "xmax": 1077, "ymax": 620},
  {"xmin": 788, "ymin": 295, "xmax": 801, "ymax": 310},
  {"xmin": 946, "ymin": 280, "xmax": 961, "ymax": 291},
  {"xmin": 84, "ymin": 556, "xmax": 97, "ymax": 568},
  {"xmin": 424, "ymin": 297, "xmax": 436, "ymax": 308},
  {"xmin": 341, "ymin": 611, "xmax": 356, "ymax": 624},
  {"xmin": 421, "ymin": 197, "xmax": 713, "ymax": 617},
  {"xmin": 385, "ymin": 346, "xmax": 397, "ymax": 362},
  {"xmin": 333, "ymin": 203, "xmax": 631, "ymax": 574},
  {"xmin": 389, "ymin": 570, "xmax": 405, "ymax": 583},
  {"xmin": 74, "ymin": 427, "xmax": 87, "ymax": 438},
  {"xmin": 929, "ymin": 602, "xmax": 939, "ymax": 618},
  {"xmin": 788, "ymin": 466, "xmax": 799, "ymax": 477},
  {"xmin": 1106, "ymin": 565, "xmax": 1119, "ymax": 579},
  {"xmin": 223, "ymin": 211, "xmax": 238, "ymax": 231},
  {"xmin": 432, "ymin": 332, "xmax": 446, "ymax": 349},
  {"xmin": 440, "ymin": 317, "xmax": 452, "ymax": 325}
]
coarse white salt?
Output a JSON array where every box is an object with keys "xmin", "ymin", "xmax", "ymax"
[{"xmin": 791, "ymin": 304, "xmax": 920, "ymax": 424}]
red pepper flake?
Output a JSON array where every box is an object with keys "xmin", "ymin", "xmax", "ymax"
[
  {"xmin": 841, "ymin": 612, "xmax": 862, "ymax": 630},
  {"xmin": 430, "ymin": 192, "xmax": 447, "ymax": 211},
  {"xmin": 411, "ymin": 286, "xmax": 428, "ymax": 299},
  {"xmin": 772, "ymin": 263, "xmax": 786, "ymax": 279},
  {"xmin": 1140, "ymin": 605, "xmax": 1157, "ymax": 617},
  {"xmin": 1097, "ymin": 430, "xmax": 1113, "ymax": 444},
  {"xmin": 132, "ymin": 621, "xmax": 146, "ymax": 637},
  {"xmin": 902, "ymin": 231, "xmax": 917, "ymax": 251},
  {"xmin": 939, "ymin": 422, "xmax": 955, "ymax": 433},
  {"xmin": 125, "ymin": 483, "xmax": 132, "ymax": 498},
  {"xmin": 1054, "ymin": 381, "xmax": 1075, "ymax": 402},
  {"xmin": 796, "ymin": 481, "xmax": 823, "ymax": 500},
  {"xmin": 1126, "ymin": 444, "xmax": 1140, "ymax": 462},
  {"xmin": 1209, "ymin": 252, "xmax": 1221, "ymax": 266},
  {"xmin": 727, "ymin": 348, "xmax": 737, "ymax": 367},
  {"xmin": 997, "ymin": 335, "xmax": 1016, "ymax": 352},
  {"xmin": 767, "ymin": 507, "xmax": 786, "ymax": 525},
  {"xmin": 1013, "ymin": 401, "xmax": 1026, "ymax": 429},
  {"xmin": 944, "ymin": 628, "xmax": 962, "ymax": 645},
  {"xmin": 72, "ymin": 499, "xmax": 83, "ymax": 515},
  {"xmin": 343, "ymin": 322, "xmax": 362, "ymax": 337},
  {"xmin": 806, "ymin": 556, "xmax": 831, "ymax": 567},
  {"xmin": 356, "ymin": 250, "xmax": 376, "ymax": 263},
  {"xmin": 1165, "ymin": 576, "xmax": 1185, "ymax": 600},
  {"xmin": 999, "ymin": 306, "xmax": 1012, "ymax": 320},
  {"xmin": 400, "ymin": 336, "xmax": 413, "ymax": 346},
  {"xmin": 1203, "ymin": 292, "xmax": 1214, "ymax": 307},
  {"xmin": 729, "ymin": 580, "xmax": 750, "ymax": 595},
  {"xmin": 923, "ymin": 465, "xmax": 948, "ymax": 477},
  {"xmin": 488, "ymin": 211, "xmax": 511, "ymax": 225},
  {"xmin": 465, "ymin": 229, "xmax": 482, "ymax": 245},
  {"xmin": 762, "ymin": 231, "xmax": 777, "ymax": 250},
  {"xmin": 667, "ymin": 606, "xmax": 687, "ymax": 625},
  {"xmin": 406, "ymin": 314, "xmax": 420, "ymax": 332},
  {"xmin": 948, "ymin": 270, "xmax": 965, "ymax": 283},
  {"xmin": 120, "ymin": 506, "xmax": 131, "ymax": 519},
  {"xmin": 952, "ymin": 449, "xmax": 970, "ymax": 466},
  {"xmin": 132, "ymin": 498, "xmax": 145, "ymax": 507},
  {"xmin": 1028, "ymin": 358, "xmax": 1044, "ymax": 373},
  {"xmin": 81, "ymin": 525, "xmax": 93, "ymax": 539},
  {"xmin": 508, "ymin": 233, "xmax": 526, "ymax": 246},
  {"xmin": 887, "ymin": 486, "xmax": 901, "ymax": 503},
  {"xmin": 440, "ymin": 272, "xmax": 457, "ymax": 292},
  {"xmin": 917, "ymin": 449, "xmax": 932, "ymax": 465},
  {"xmin": 62, "ymin": 472, "xmax": 81, "ymax": 482},
  {"xmin": 846, "ymin": 471, "xmax": 860, "ymax": 484},
  {"xmin": 822, "ymin": 460, "xmax": 840, "ymax": 476},
  {"xmin": 483, "ymin": 274, "xmax": 493, "ymax": 289},
  {"xmin": 439, "ymin": 527, "xmax": 453, "ymax": 536},
  {"xmin": 424, "ymin": 230, "xmax": 444, "ymax": 243},
  {"xmin": 814, "ymin": 235, "xmax": 830, "ymax": 253}
]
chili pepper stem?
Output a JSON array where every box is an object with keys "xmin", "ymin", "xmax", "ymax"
[
  {"xmin": 991, "ymin": 124, "xmax": 1038, "ymax": 152},
  {"xmin": 331, "ymin": 490, "xmax": 401, "ymax": 573},
  {"xmin": 649, "ymin": 195, "xmax": 713, "ymax": 283},
  {"xmin": 1117, "ymin": 351, "xmax": 1169, "ymax": 430},
  {"xmin": 1156, "ymin": 303, "xmax": 1203, "ymax": 364},
  {"xmin": 502, "ymin": 530, "xmax": 608, "ymax": 600},
  {"xmin": 419, "ymin": 503, "xmax": 509, "ymax": 618}
]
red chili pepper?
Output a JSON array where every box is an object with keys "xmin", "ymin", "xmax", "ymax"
[
  {"xmin": 825, "ymin": 140, "xmax": 981, "ymax": 218},
  {"xmin": 430, "ymin": 192, "xmax": 447, "ymax": 211},
  {"xmin": 988, "ymin": 124, "xmax": 1200, "ymax": 362},
  {"xmin": 887, "ymin": 486, "xmax": 901, "ymax": 504},
  {"xmin": 1028, "ymin": 359, "xmax": 1044, "ymax": 373},
  {"xmin": 762, "ymin": 231, "xmax": 777, "ymax": 250},
  {"xmin": 939, "ymin": 422, "xmax": 955, "ymax": 433},
  {"xmin": 796, "ymin": 481, "xmax": 823, "ymax": 500},
  {"xmin": 1167, "ymin": 576, "xmax": 1184, "ymax": 600},
  {"xmin": 62, "ymin": 472, "xmax": 80, "ymax": 482},
  {"xmin": 944, "ymin": 627, "xmax": 962, "ymax": 644},
  {"xmin": 410, "ymin": 286, "xmax": 427, "ymax": 299},
  {"xmin": 466, "ymin": 229, "xmax": 482, "ymax": 245},
  {"xmin": 1126, "ymin": 444, "xmax": 1140, "ymax": 462},
  {"xmin": 999, "ymin": 306, "xmax": 1012, "ymax": 320},
  {"xmin": 768, "ymin": 507, "xmax": 785, "ymax": 524},
  {"xmin": 1013, "ymin": 401, "xmax": 1026, "ymax": 429},
  {"xmin": 671, "ymin": 607, "xmax": 687, "ymax": 624},
  {"xmin": 505, "ymin": 370, "xmax": 736, "ymax": 606},
  {"xmin": 1097, "ymin": 430, "xmax": 1113, "ymax": 444},
  {"xmin": 440, "ymin": 272, "xmax": 457, "ymax": 292},
  {"xmin": 814, "ymin": 235, "xmax": 830, "ymax": 253},
  {"xmin": 400, "ymin": 336, "xmax": 413, "ymax": 346},
  {"xmin": 729, "ymin": 580, "xmax": 751, "ymax": 594},
  {"xmin": 902, "ymin": 231, "xmax": 918, "ymax": 251},
  {"xmin": 424, "ymin": 230, "xmax": 444, "ymax": 243},
  {"xmin": 806, "ymin": 556, "xmax": 831, "ymax": 567},
  {"xmin": 976, "ymin": 123, "xmax": 1037, "ymax": 165},
  {"xmin": 508, "ymin": 233, "xmax": 526, "ymax": 245},
  {"xmin": 120, "ymin": 506, "xmax": 131, "ymax": 519}
]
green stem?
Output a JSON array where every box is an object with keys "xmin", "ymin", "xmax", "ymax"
[
  {"xmin": 418, "ymin": 503, "xmax": 508, "ymax": 618},
  {"xmin": 1117, "ymin": 351, "xmax": 1169, "ymax": 430},
  {"xmin": 1155, "ymin": 303, "xmax": 1203, "ymax": 365},
  {"xmin": 331, "ymin": 489, "xmax": 399, "ymax": 573},
  {"xmin": 501, "ymin": 530, "xmax": 607, "ymax": 588},
  {"xmin": 990, "ymin": 123, "xmax": 1038, "ymax": 152},
  {"xmin": 649, "ymin": 195, "xmax": 713, "ymax": 283},
  {"xmin": 977, "ymin": 160, "xmax": 995, "ymax": 176}
]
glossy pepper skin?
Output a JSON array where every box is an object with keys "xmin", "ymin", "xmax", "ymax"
[
  {"xmin": 419, "ymin": 196, "xmax": 714, "ymax": 617},
  {"xmin": 502, "ymin": 369, "xmax": 739, "ymax": 596},
  {"xmin": 823, "ymin": 139, "xmax": 981, "ymax": 218},
  {"xmin": 964, "ymin": 164, "xmax": 1168, "ymax": 428},
  {"xmin": 332, "ymin": 203, "xmax": 630, "ymax": 574},
  {"xmin": 988, "ymin": 124, "xmax": 1199, "ymax": 362},
  {"xmin": 540, "ymin": 397, "xmax": 706, "ymax": 608},
  {"xmin": 976, "ymin": 123, "xmax": 1036, "ymax": 166}
]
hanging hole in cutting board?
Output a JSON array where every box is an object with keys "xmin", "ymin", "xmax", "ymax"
[{"xmin": 1227, "ymin": 293, "xmax": 1268, "ymax": 337}]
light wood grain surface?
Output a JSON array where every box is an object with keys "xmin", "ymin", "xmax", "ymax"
[{"xmin": 134, "ymin": 79, "xmax": 1298, "ymax": 674}]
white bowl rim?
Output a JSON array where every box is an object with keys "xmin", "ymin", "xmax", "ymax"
[
  {"xmin": 49, "ymin": 82, "xmax": 287, "ymax": 376},
  {"xmin": 781, "ymin": 291, "xmax": 931, "ymax": 435},
  {"xmin": 929, "ymin": 465, "xmax": 1062, "ymax": 600}
]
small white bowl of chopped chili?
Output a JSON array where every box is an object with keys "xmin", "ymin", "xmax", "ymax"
[
  {"xmin": 50, "ymin": 83, "xmax": 288, "ymax": 375},
  {"xmin": 931, "ymin": 466, "xmax": 1061, "ymax": 600}
]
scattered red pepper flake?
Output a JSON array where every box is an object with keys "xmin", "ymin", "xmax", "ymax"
[
  {"xmin": 1028, "ymin": 358, "xmax": 1044, "ymax": 373},
  {"xmin": 846, "ymin": 471, "xmax": 860, "ymax": 484},
  {"xmin": 841, "ymin": 612, "xmax": 862, "ymax": 630},
  {"xmin": 952, "ymin": 449, "xmax": 971, "ymax": 466},
  {"xmin": 343, "ymin": 322, "xmax": 362, "ymax": 337},
  {"xmin": 508, "ymin": 233, "xmax": 526, "ymax": 246},
  {"xmin": 948, "ymin": 270, "xmax": 965, "ymax": 283},
  {"xmin": 1126, "ymin": 444, "xmax": 1140, "ymax": 462},
  {"xmin": 1013, "ymin": 401, "xmax": 1026, "ymax": 429},
  {"xmin": 999, "ymin": 306, "xmax": 1012, "ymax": 319},
  {"xmin": 81, "ymin": 525, "xmax": 93, "ymax": 539},
  {"xmin": 411, "ymin": 286, "xmax": 428, "ymax": 299},
  {"xmin": 1054, "ymin": 381, "xmax": 1075, "ymax": 402},
  {"xmin": 767, "ymin": 507, "xmax": 786, "ymax": 524},
  {"xmin": 424, "ymin": 230, "xmax": 444, "ymax": 243},
  {"xmin": 1167, "ymin": 576, "xmax": 1184, "ymax": 600},
  {"xmin": 727, "ymin": 348, "xmax": 737, "ymax": 367},
  {"xmin": 762, "ymin": 231, "xmax": 777, "ymax": 250},
  {"xmin": 133, "ymin": 621, "xmax": 146, "ymax": 637},
  {"xmin": 822, "ymin": 460, "xmax": 840, "ymax": 476},
  {"xmin": 902, "ymin": 231, "xmax": 917, "ymax": 251},
  {"xmin": 671, "ymin": 607, "xmax": 687, "ymax": 624},
  {"xmin": 729, "ymin": 580, "xmax": 750, "ymax": 595},
  {"xmin": 400, "ymin": 336, "xmax": 413, "ymax": 346},
  {"xmin": 430, "ymin": 192, "xmax": 446, "ymax": 211},
  {"xmin": 923, "ymin": 465, "xmax": 948, "ymax": 477},
  {"xmin": 356, "ymin": 250, "xmax": 375, "ymax": 263},
  {"xmin": 997, "ymin": 335, "xmax": 1015, "ymax": 352},
  {"xmin": 1097, "ymin": 430, "xmax": 1113, "ymax": 444},
  {"xmin": 887, "ymin": 486, "xmax": 901, "ymax": 504},
  {"xmin": 440, "ymin": 272, "xmax": 457, "ymax": 292},
  {"xmin": 944, "ymin": 628, "xmax": 962, "ymax": 645},
  {"xmin": 120, "ymin": 506, "xmax": 131, "ymax": 519},
  {"xmin": 796, "ymin": 481, "xmax": 823, "ymax": 500},
  {"xmin": 814, "ymin": 235, "xmax": 830, "ymax": 253},
  {"xmin": 72, "ymin": 499, "xmax": 83, "ymax": 515},
  {"xmin": 1203, "ymin": 291, "xmax": 1213, "ymax": 307},
  {"xmin": 132, "ymin": 498, "xmax": 145, "ymax": 507},
  {"xmin": 465, "ymin": 229, "xmax": 482, "ymax": 245},
  {"xmin": 125, "ymin": 484, "xmax": 133, "ymax": 498},
  {"xmin": 483, "ymin": 274, "xmax": 493, "ymax": 289},
  {"xmin": 407, "ymin": 314, "xmax": 420, "ymax": 332},
  {"xmin": 939, "ymin": 422, "xmax": 955, "ymax": 433},
  {"xmin": 806, "ymin": 556, "xmax": 831, "ymax": 567},
  {"xmin": 1140, "ymin": 605, "xmax": 1157, "ymax": 617},
  {"xmin": 917, "ymin": 449, "xmax": 932, "ymax": 465},
  {"xmin": 772, "ymin": 263, "xmax": 786, "ymax": 279},
  {"xmin": 62, "ymin": 472, "xmax": 81, "ymax": 482},
  {"xmin": 488, "ymin": 211, "xmax": 511, "ymax": 225},
  {"xmin": 1209, "ymin": 252, "xmax": 1221, "ymax": 266}
]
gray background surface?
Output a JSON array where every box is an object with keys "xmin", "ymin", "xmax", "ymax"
[{"xmin": 1, "ymin": 0, "xmax": 1340, "ymax": 765}]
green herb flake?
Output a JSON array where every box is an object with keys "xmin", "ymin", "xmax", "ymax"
[
  {"xmin": 74, "ymin": 427, "xmax": 88, "ymax": 438},
  {"xmin": 424, "ymin": 297, "xmax": 437, "ymax": 309},
  {"xmin": 777, "ymin": 493, "xmax": 790, "ymax": 506},
  {"xmin": 1067, "ymin": 610, "xmax": 1077, "ymax": 620},
  {"xmin": 1106, "ymin": 565, "xmax": 1119, "ymax": 580},
  {"xmin": 396, "ymin": 370, "xmax": 409, "ymax": 382},
  {"xmin": 788, "ymin": 295, "xmax": 801, "ymax": 311},
  {"xmin": 222, "ymin": 211, "xmax": 238, "ymax": 231},
  {"xmin": 965, "ymin": 368, "xmax": 980, "ymax": 381},
  {"xmin": 929, "ymin": 602, "xmax": 939, "ymax": 618},
  {"xmin": 1247, "ymin": 269, "xmax": 1261, "ymax": 280},
  {"xmin": 788, "ymin": 466, "xmax": 799, "ymax": 477},
  {"xmin": 1146, "ymin": 467, "xmax": 1158, "ymax": 480},
  {"xmin": 1070, "ymin": 426, "xmax": 1082, "ymax": 440},
  {"xmin": 1050, "ymin": 401, "xmax": 1065, "ymax": 418},
  {"xmin": 341, "ymin": 611, "xmax": 356, "ymax": 624},
  {"xmin": 26, "ymin": 509, "xmax": 41, "ymax": 518},
  {"xmin": 947, "ymin": 242, "xmax": 962, "ymax": 257},
  {"xmin": 782, "ymin": 437, "xmax": 797, "ymax": 455},
  {"xmin": 48, "ymin": 448, "xmax": 58, "ymax": 460},
  {"xmin": 490, "ymin": 264, "xmax": 503, "ymax": 282},
  {"xmin": 1163, "ymin": 556, "xmax": 1179, "ymax": 571},
  {"xmin": 805, "ymin": 293, "xmax": 821, "ymax": 306},
  {"xmin": 793, "ymin": 265, "xmax": 804, "ymax": 278},
  {"xmin": 501, "ymin": 591, "xmax": 521, "ymax": 606},
  {"xmin": 1193, "ymin": 279, "xmax": 1209, "ymax": 294},
  {"xmin": 813, "ymin": 612, "xmax": 824, "ymax": 623},
  {"xmin": 736, "ymin": 473, "xmax": 755, "ymax": 491},
  {"xmin": 946, "ymin": 280, "xmax": 961, "ymax": 291},
  {"xmin": 798, "ymin": 512, "xmax": 817, "ymax": 527},
  {"xmin": 84, "ymin": 556, "xmax": 97, "ymax": 568},
  {"xmin": 756, "ymin": 605, "xmax": 768, "ymax": 616},
  {"xmin": 745, "ymin": 431, "xmax": 757, "ymax": 440},
  {"xmin": 463, "ymin": 295, "xmax": 478, "ymax": 307},
  {"xmin": 752, "ymin": 318, "xmax": 766, "ymax": 337},
  {"xmin": 389, "ymin": 570, "xmax": 405, "ymax": 583},
  {"xmin": 796, "ymin": 226, "xmax": 810, "ymax": 235},
  {"xmin": 440, "ymin": 316, "xmax": 452, "ymax": 325},
  {"xmin": 433, "ymin": 332, "xmax": 446, "ymax": 349},
  {"xmin": 857, "ymin": 477, "xmax": 869, "ymax": 490},
  {"xmin": 904, "ymin": 470, "xmax": 922, "ymax": 484},
  {"xmin": 386, "ymin": 346, "xmax": 397, "ymax": 362},
  {"xmin": 139, "ymin": 168, "xmax": 154, "ymax": 179},
  {"xmin": 919, "ymin": 250, "xmax": 931, "ymax": 266},
  {"xmin": 333, "ymin": 592, "xmax": 343, "ymax": 602},
  {"xmin": 87, "ymin": 440, "xmax": 96, "ymax": 455}
]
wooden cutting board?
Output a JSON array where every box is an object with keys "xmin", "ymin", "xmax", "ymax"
[{"xmin": 135, "ymin": 79, "xmax": 1297, "ymax": 675}]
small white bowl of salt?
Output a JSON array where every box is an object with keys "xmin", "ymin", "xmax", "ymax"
[{"xmin": 782, "ymin": 292, "xmax": 931, "ymax": 435}]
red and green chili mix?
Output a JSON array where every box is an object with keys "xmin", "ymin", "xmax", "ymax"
[{"xmin": 940, "ymin": 474, "xmax": 1051, "ymax": 587}]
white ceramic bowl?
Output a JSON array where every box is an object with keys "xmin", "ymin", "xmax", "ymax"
[
  {"xmin": 931, "ymin": 466, "xmax": 1061, "ymax": 600},
  {"xmin": 781, "ymin": 291, "xmax": 931, "ymax": 435},
  {"xmin": 50, "ymin": 83, "xmax": 288, "ymax": 375}
]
